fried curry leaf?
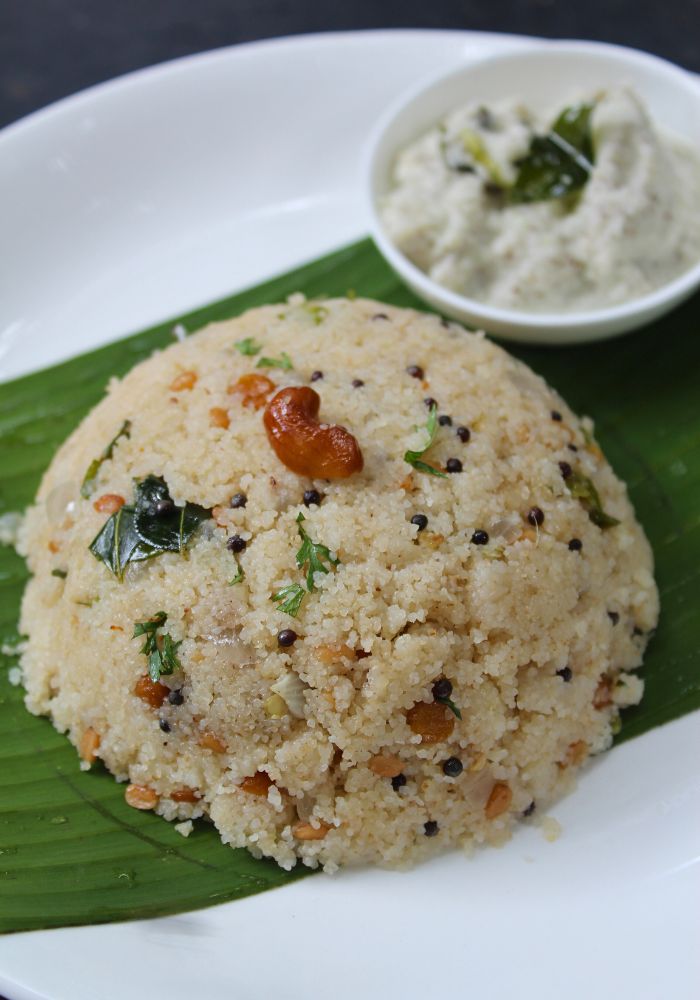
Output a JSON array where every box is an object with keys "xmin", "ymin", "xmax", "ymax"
[
  {"xmin": 271, "ymin": 582, "xmax": 306, "ymax": 617},
  {"xmin": 80, "ymin": 419, "xmax": 132, "ymax": 498},
  {"xmin": 89, "ymin": 504, "xmax": 159, "ymax": 579},
  {"xmin": 566, "ymin": 469, "xmax": 621, "ymax": 528},
  {"xmin": 133, "ymin": 611, "xmax": 183, "ymax": 682},
  {"xmin": 133, "ymin": 476, "xmax": 210, "ymax": 552},
  {"xmin": 89, "ymin": 476, "xmax": 211, "ymax": 579},
  {"xmin": 509, "ymin": 103, "xmax": 595, "ymax": 205},
  {"xmin": 404, "ymin": 404, "xmax": 448, "ymax": 478}
]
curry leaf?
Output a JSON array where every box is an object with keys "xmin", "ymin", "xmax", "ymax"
[
  {"xmin": 509, "ymin": 103, "xmax": 594, "ymax": 204},
  {"xmin": 80, "ymin": 419, "xmax": 131, "ymax": 498},
  {"xmin": 133, "ymin": 475, "xmax": 210, "ymax": 553},
  {"xmin": 89, "ymin": 476, "xmax": 210, "ymax": 579},
  {"xmin": 566, "ymin": 469, "xmax": 620, "ymax": 528}
]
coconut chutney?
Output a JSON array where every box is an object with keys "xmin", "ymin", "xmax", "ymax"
[{"xmin": 381, "ymin": 88, "xmax": 700, "ymax": 312}]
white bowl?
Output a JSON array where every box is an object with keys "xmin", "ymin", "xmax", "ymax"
[{"xmin": 365, "ymin": 40, "xmax": 700, "ymax": 345}]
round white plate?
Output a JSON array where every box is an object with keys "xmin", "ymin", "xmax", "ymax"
[{"xmin": 1, "ymin": 30, "xmax": 699, "ymax": 1000}]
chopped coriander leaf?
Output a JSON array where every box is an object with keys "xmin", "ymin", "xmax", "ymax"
[
  {"xmin": 295, "ymin": 512, "xmax": 339, "ymax": 591},
  {"xmin": 404, "ymin": 404, "xmax": 447, "ymax": 478},
  {"xmin": 229, "ymin": 560, "xmax": 245, "ymax": 585},
  {"xmin": 304, "ymin": 303, "xmax": 329, "ymax": 324},
  {"xmin": 51, "ymin": 568, "xmax": 68, "ymax": 579},
  {"xmin": 133, "ymin": 611, "xmax": 183, "ymax": 682},
  {"xmin": 565, "ymin": 469, "xmax": 620, "ymax": 528},
  {"xmin": 256, "ymin": 352, "xmax": 293, "ymax": 371},
  {"xmin": 234, "ymin": 337, "xmax": 262, "ymax": 356},
  {"xmin": 436, "ymin": 695, "xmax": 462, "ymax": 720},
  {"xmin": 271, "ymin": 583, "xmax": 306, "ymax": 617},
  {"xmin": 81, "ymin": 419, "xmax": 132, "ymax": 498}
]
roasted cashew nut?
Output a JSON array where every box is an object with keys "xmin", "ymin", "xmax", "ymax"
[{"xmin": 263, "ymin": 387, "xmax": 364, "ymax": 478}]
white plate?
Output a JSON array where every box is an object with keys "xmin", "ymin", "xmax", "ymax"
[{"xmin": 1, "ymin": 30, "xmax": 699, "ymax": 1000}]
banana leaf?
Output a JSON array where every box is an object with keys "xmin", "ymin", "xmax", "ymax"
[{"xmin": 1, "ymin": 238, "xmax": 698, "ymax": 933}]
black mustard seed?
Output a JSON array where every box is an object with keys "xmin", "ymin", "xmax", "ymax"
[
  {"xmin": 527, "ymin": 506, "xmax": 545, "ymax": 527},
  {"xmin": 432, "ymin": 678, "xmax": 453, "ymax": 700},
  {"xmin": 438, "ymin": 414, "xmax": 453, "ymax": 426},
  {"xmin": 411, "ymin": 513, "xmax": 428, "ymax": 532},
  {"xmin": 424, "ymin": 396, "xmax": 438, "ymax": 409},
  {"xmin": 406, "ymin": 365, "xmax": 424, "ymax": 380},
  {"xmin": 227, "ymin": 534, "xmax": 246, "ymax": 553},
  {"xmin": 277, "ymin": 628, "xmax": 298, "ymax": 648},
  {"xmin": 391, "ymin": 773, "xmax": 407, "ymax": 791},
  {"xmin": 471, "ymin": 530, "xmax": 489, "ymax": 545},
  {"xmin": 522, "ymin": 801, "xmax": 536, "ymax": 818},
  {"xmin": 557, "ymin": 666, "xmax": 573, "ymax": 682},
  {"xmin": 608, "ymin": 611, "xmax": 620, "ymax": 626},
  {"xmin": 568, "ymin": 538, "xmax": 583, "ymax": 552},
  {"xmin": 456, "ymin": 425, "xmax": 471, "ymax": 443},
  {"xmin": 303, "ymin": 489, "xmax": 323, "ymax": 507},
  {"xmin": 230, "ymin": 492, "xmax": 247, "ymax": 509},
  {"xmin": 559, "ymin": 461, "xmax": 573, "ymax": 480},
  {"xmin": 551, "ymin": 410, "xmax": 563, "ymax": 421},
  {"xmin": 154, "ymin": 499, "xmax": 175, "ymax": 517},
  {"xmin": 168, "ymin": 689, "xmax": 184, "ymax": 706},
  {"xmin": 159, "ymin": 719, "xmax": 171, "ymax": 733},
  {"xmin": 424, "ymin": 820, "xmax": 439, "ymax": 837},
  {"xmin": 310, "ymin": 370, "xmax": 323, "ymax": 382},
  {"xmin": 351, "ymin": 378, "xmax": 365, "ymax": 388},
  {"xmin": 442, "ymin": 756, "xmax": 463, "ymax": 777},
  {"xmin": 446, "ymin": 458, "xmax": 463, "ymax": 473}
]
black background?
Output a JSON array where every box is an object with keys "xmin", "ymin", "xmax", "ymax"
[{"xmin": 1, "ymin": 0, "xmax": 700, "ymax": 129}]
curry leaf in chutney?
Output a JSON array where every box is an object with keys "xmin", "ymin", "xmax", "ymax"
[{"xmin": 509, "ymin": 103, "xmax": 595, "ymax": 205}]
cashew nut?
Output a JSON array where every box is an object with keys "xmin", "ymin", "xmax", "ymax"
[{"xmin": 263, "ymin": 387, "xmax": 364, "ymax": 478}]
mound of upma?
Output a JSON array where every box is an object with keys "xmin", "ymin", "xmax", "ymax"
[{"xmin": 17, "ymin": 298, "xmax": 658, "ymax": 870}]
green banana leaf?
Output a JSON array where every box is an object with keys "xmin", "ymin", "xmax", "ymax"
[{"xmin": 1, "ymin": 238, "xmax": 698, "ymax": 934}]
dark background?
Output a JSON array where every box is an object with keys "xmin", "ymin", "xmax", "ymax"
[{"xmin": 1, "ymin": 0, "xmax": 699, "ymax": 129}]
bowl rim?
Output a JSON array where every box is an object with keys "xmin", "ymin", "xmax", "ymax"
[{"xmin": 364, "ymin": 38, "xmax": 700, "ymax": 333}]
